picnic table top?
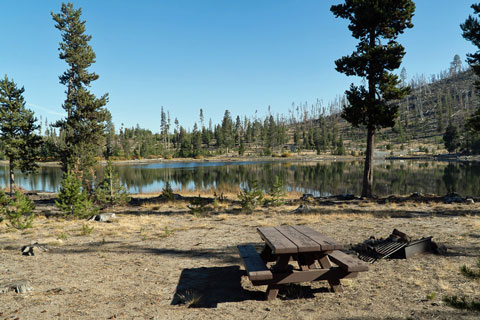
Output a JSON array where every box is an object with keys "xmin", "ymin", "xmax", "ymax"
[{"xmin": 257, "ymin": 225, "xmax": 343, "ymax": 254}]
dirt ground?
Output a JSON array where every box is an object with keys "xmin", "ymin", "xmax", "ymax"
[{"xmin": 1, "ymin": 192, "xmax": 480, "ymax": 320}]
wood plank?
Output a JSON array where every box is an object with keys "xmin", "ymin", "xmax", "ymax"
[
  {"xmin": 257, "ymin": 227, "xmax": 298, "ymax": 254},
  {"xmin": 328, "ymin": 250, "xmax": 369, "ymax": 272},
  {"xmin": 328, "ymin": 278, "xmax": 344, "ymax": 293},
  {"xmin": 292, "ymin": 225, "xmax": 343, "ymax": 251},
  {"xmin": 275, "ymin": 225, "xmax": 321, "ymax": 252},
  {"xmin": 318, "ymin": 254, "xmax": 333, "ymax": 269},
  {"xmin": 251, "ymin": 268, "xmax": 357, "ymax": 286},
  {"xmin": 266, "ymin": 284, "xmax": 281, "ymax": 301},
  {"xmin": 237, "ymin": 245, "xmax": 273, "ymax": 281}
]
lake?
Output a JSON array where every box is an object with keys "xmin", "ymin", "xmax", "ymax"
[{"xmin": 1, "ymin": 160, "xmax": 479, "ymax": 197}]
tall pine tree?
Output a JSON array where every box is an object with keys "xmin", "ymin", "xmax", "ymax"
[
  {"xmin": 461, "ymin": 3, "xmax": 480, "ymax": 133},
  {"xmin": 0, "ymin": 76, "xmax": 42, "ymax": 194},
  {"xmin": 52, "ymin": 2, "xmax": 111, "ymax": 190},
  {"xmin": 331, "ymin": 0, "xmax": 415, "ymax": 197}
]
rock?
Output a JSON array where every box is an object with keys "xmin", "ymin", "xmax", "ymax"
[
  {"xmin": 292, "ymin": 204, "xmax": 311, "ymax": 213},
  {"xmin": 431, "ymin": 242, "xmax": 448, "ymax": 255},
  {"xmin": 301, "ymin": 194, "xmax": 315, "ymax": 201},
  {"xmin": 337, "ymin": 194, "xmax": 355, "ymax": 200},
  {"xmin": 88, "ymin": 212, "xmax": 116, "ymax": 222},
  {"xmin": 443, "ymin": 193, "xmax": 463, "ymax": 204},
  {"xmin": 21, "ymin": 242, "xmax": 48, "ymax": 256},
  {"xmin": 466, "ymin": 198, "xmax": 475, "ymax": 204},
  {"xmin": 0, "ymin": 281, "xmax": 32, "ymax": 294},
  {"xmin": 391, "ymin": 229, "xmax": 412, "ymax": 242},
  {"xmin": 363, "ymin": 236, "xmax": 376, "ymax": 245}
]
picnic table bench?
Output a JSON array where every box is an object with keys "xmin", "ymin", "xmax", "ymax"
[{"xmin": 238, "ymin": 225, "xmax": 368, "ymax": 300}]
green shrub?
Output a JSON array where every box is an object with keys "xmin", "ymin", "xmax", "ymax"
[
  {"xmin": 163, "ymin": 226, "xmax": 173, "ymax": 237},
  {"xmin": 266, "ymin": 176, "xmax": 286, "ymax": 206},
  {"xmin": 95, "ymin": 160, "xmax": 130, "ymax": 207},
  {"xmin": 80, "ymin": 223, "xmax": 94, "ymax": 236},
  {"xmin": 460, "ymin": 256, "xmax": 480, "ymax": 279},
  {"xmin": 444, "ymin": 296, "xmax": 480, "ymax": 311},
  {"xmin": 56, "ymin": 167, "xmax": 99, "ymax": 219},
  {"xmin": 161, "ymin": 181, "xmax": 174, "ymax": 201},
  {"xmin": 238, "ymin": 140, "xmax": 246, "ymax": 156},
  {"xmin": 0, "ymin": 189, "xmax": 8, "ymax": 223},
  {"xmin": 238, "ymin": 180, "xmax": 264, "ymax": 212},
  {"xmin": 188, "ymin": 195, "xmax": 209, "ymax": 217},
  {"xmin": 3, "ymin": 191, "xmax": 35, "ymax": 230},
  {"xmin": 444, "ymin": 254, "xmax": 480, "ymax": 311},
  {"xmin": 262, "ymin": 147, "xmax": 272, "ymax": 156}
]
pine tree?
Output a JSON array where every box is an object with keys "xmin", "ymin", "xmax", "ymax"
[
  {"xmin": 0, "ymin": 76, "xmax": 42, "ymax": 194},
  {"xmin": 450, "ymin": 54, "xmax": 463, "ymax": 75},
  {"xmin": 192, "ymin": 123, "xmax": 202, "ymax": 157},
  {"xmin": 52, "ymin": 3, "xmax": 111, "ymax": 189},
  {"xmin": 95, "ymin": 160, "xmax": 130, "ymax": 207},
  {"xmin": 104, "ymin": 118, "xmax": 115, "ymax": 159},
  {"xmin": 221, "ymin": 110, "xmax": 234, "ymax": 153},
  {"xmin": 461, "ymin": 4, "xmax": 480, "ymax": 133},
  {"xmin": 238, "ymin": 139, "xmax": 246, "ymax": 156},
  {"xmin": 56, "ymin": 166, "xmax": 99, "ymax": 218},
  {"xmin": 443, "ymin": 122, "xmax": 460, "ymax": 154},
  {"xmin": 160, "ymin": 106, "xmax": 167, "ymax": 146},
  {"xmin": 331, "ymin": 0, "xmax": 415, "ymax": 197}
]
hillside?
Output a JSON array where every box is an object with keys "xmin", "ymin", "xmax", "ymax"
[
  {"xmin": 317, "ymin": 68, "xmax": 479, "ymax": 155},
  {"xmin": 6, "ymin": 68, "xmax": 479, "ymax": 162}
]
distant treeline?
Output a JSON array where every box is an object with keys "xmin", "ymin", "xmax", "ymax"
[{"xmin": 0, "ymin": 57, "xmax": 479, "ymax": 162}]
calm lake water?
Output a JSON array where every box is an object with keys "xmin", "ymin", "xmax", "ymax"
[{"xmin": 1, "ymin": 160, "xmax": 479, "ymax": 197}]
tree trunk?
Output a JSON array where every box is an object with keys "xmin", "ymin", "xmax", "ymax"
[
  {"xmin": 362, "ymin": 29, "xmax": 376, "ymax": 198},
  {"xmin": 110, "ymin": 168, "xmax": 113, "ymax": 206},
  {"xmin": 362, "ymin": 128, "xmax": 374, "ymax": 198},
  {"xmin": 9, "ymin": 159, "xmax": 14, "ymax": 195}
]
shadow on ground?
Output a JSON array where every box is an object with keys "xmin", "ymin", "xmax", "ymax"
[
  {"xmin": 170, "ymin": 266, "xmax": 332, "ymax": 308},
  {"xmin": 49, "ymin": 243, "xmax": 242, "ymax": 263},
  {"xmin": 171, "ymin": 266, "xmax": 263, "ymax": 308}
]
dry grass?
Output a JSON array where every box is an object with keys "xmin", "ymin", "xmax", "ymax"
[{"xmin": 1, "ymin": 192, "xmax": 480, "ymax": 319}]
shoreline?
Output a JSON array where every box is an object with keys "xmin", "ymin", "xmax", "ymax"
[{"xmin": 1, "ymin": 152, "xmax": 479, "ymax": 168}]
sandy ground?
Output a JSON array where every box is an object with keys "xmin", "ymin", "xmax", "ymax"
[{"xmin": 1, "ymin": 193, "xmax": 480, "ymax": 320}]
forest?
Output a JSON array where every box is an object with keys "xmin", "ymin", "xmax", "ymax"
[{"xmin": 3, "ymin": 57, "xmax": 478, "ymax": 164}]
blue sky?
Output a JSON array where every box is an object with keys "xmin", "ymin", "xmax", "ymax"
[{"xmin": 0, "ymin": 1, "xmax": 477, "ymax": 132}]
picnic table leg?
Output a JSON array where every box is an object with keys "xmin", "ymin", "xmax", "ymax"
[
  {"xmin": 265, "ymin": 254, "xmax": 291, "ymax": 300},
  {"xmin": 298, "ymin": 253, "xmax": 317, "ymax": 271},
  {"xmin": 266, "ymin": 284, "xmax": 281, "ymax": 301},
  {"xmin": 260, "ymin": 245, "xmax": 274, "ymax": 263},
  {"xmin": 318, "ymin": 253, "xmax": 344, "ymax": 292},
  {"xmin": 271, "ymin": 255, "xmax": 290, "ymax": 272},
  {"xmin": 328, "ymin": 278, "xmax": 344, "ymax": 293},
  {"xmin": 317, "ymin": 254, "xmax": 332, "ymax": 269}
]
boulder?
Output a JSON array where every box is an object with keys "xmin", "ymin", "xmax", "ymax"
[
  {"xmin": 443, "ymin": 193, "xmax": 463, "ymax": 204},
  {"xmin": 300, "ymin": 194, "xmax": 314, "ymax": 201},
  {"xmin": 431, "ymin": 241, "xmax": 448, "ymax": 255},
  {"xmin": 292, "ymin": 204, "xmax": 311, "ymax": 214},
  {"xmin": 337, "ymin": 194, "xmax": 355, "ymax": 200},
  {"xmin": 391, "ymin": 229, "xmax": 412, "ymax": 242},
  {"xmin": 21, "ymin": 242, "xmax": 48, "ymax": 256},
  {"xmin": 88, "ymin": 212, "xmax": 116, "ymax": 222},
  {"xmin": 0, "ymin": 281, "xmax": 32, "ymax": 294}
]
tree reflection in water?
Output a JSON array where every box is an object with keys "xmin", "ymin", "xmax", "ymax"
[{"xmin": 0, "ymin": 161, "xmax": 480, "ymax": 197}]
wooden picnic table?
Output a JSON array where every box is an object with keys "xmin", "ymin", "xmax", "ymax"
[{"xmin": 238, "ymin": 225, "xmax": 368, "ymax": 300}]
